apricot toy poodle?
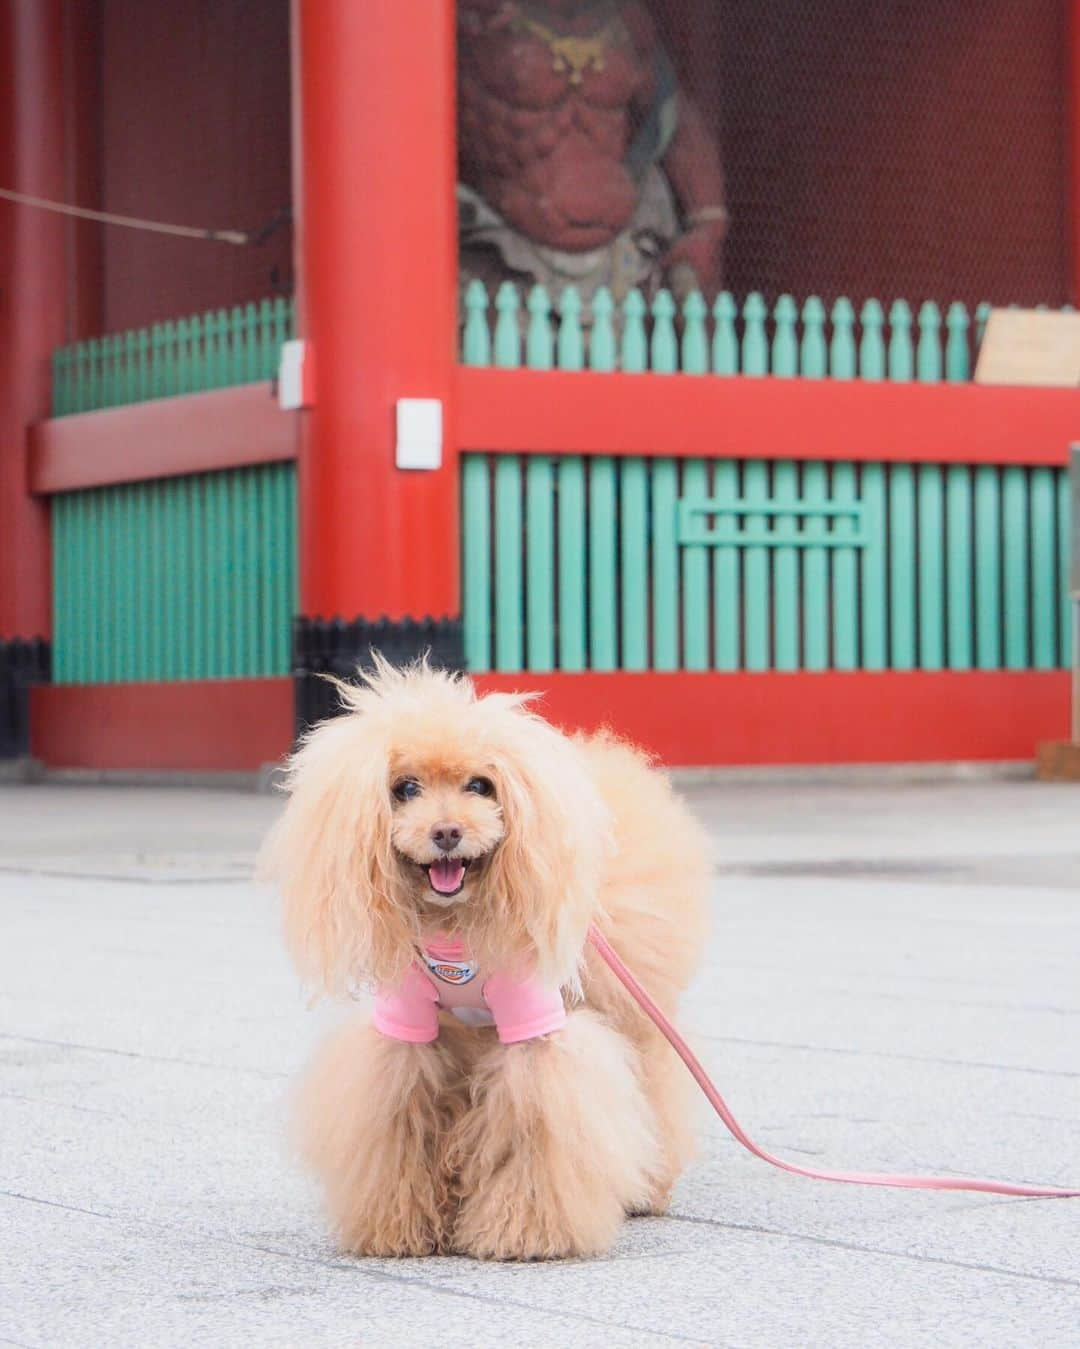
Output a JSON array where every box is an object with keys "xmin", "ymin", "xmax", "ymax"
[{"xmin": 263, "ymin": 661, "xmax": 710, "ymax": 1260}]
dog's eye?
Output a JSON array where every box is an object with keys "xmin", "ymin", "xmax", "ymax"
[
  {"xmin": 392, "ymin": 778, "xmax": 421, "ymax": 802},
  {"xmin": 464, "ymin": 776, "xmax": 494, "ymax": 797}
]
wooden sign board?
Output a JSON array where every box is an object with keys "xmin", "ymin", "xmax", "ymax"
[{"xmin": 974, "ymin": 309, "xmax": 1080, "ymax": 386}]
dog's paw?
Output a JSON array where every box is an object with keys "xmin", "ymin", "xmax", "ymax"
[
  {"xmin": 451, "ymin": 1181, "xmax": 624, "ymax": 1261},
  {"xmin": 336, "ymin": 1209, "xmax": 445, "ymax": 1259}
]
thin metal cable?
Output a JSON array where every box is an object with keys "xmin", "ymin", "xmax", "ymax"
[{"xmin": 0, "ymin": 186, "xmax": 250, "ymax": 245}]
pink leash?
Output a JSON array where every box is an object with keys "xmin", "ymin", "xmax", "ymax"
[{"xmin": 587, "ymin": 925, "xmax": 1080, "ymax": 1199}]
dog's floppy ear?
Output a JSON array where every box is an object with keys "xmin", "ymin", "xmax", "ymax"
[
  {"xmin": 260, "ymin": 699, "xmax": 416, "ymax": 994},
  {"xmin": 473, "ymin": 699, "xmax": 612, "ymax": 990}
]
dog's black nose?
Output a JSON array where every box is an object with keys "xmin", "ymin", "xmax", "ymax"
[{"xmin": 431, "ymin": 823, "xmax": 462, "ymax": 852}]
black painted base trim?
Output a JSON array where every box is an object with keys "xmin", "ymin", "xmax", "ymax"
[
  {"xmin": 1, "ymin": 638, "xmax": 50, "ymax": 760},
  {"xmin": 292, "ymin": 616, "xmax": 465, "ymax": 735}
]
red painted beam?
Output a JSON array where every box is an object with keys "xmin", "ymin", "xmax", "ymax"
[
  {"xmin": 457, "ymin": 367, "xmax": 1080, "ymax": 465},
  {"xmin": 473, "ymin": 671, "xmax": 1069, "ymax": 767},
  {"xmin": 28, "ymin": 384, "xmax": 298, "ymax": 494},
  {"xmin": 32, "ymin": 678, "xmax": 294, "ymax": 772}
]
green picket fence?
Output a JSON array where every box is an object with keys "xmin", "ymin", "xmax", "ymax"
[
  {"xmin": 51, "ymin": 463, "xmax": 297, "ymax": 683},
  {"xmin": 461, "ymin": 453, "xmax": 1070, "ymax": 674},
  {"xmin": 51, "ymin": 296, "xmax": 296, "ymax": 416},
  {"xmin": 462, "ymin": 280, "xmax": 1068, "ymax": 380}
]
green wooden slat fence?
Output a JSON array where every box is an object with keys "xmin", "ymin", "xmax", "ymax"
[
  {"xmin": 51, "ymin": 296, "xmax": 295, "ymax": 416},
  {"xmin": 459, "ymin": 282, "xmax": 1068, "ymax": 381},
  {"xmin": 51, "ymin": 463, "xmax": 297, "ymax": 683},
  {"xmin": 461, "ymin": 454, "xmax": 1071, "ymax": 675}
]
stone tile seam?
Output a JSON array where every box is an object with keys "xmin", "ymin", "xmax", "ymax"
[
  {"xmin": 1, "ymin": 1190, "xmax": 711, "ymax": 1348},
  {"xmin": 663, "ymin": 1212, "xmax": 1080, "ymax": 1290}
]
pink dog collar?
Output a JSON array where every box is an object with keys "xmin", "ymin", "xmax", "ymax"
[{"xmin": 374, "ymin": 935, "xmax": 566, "ymax": 1045}]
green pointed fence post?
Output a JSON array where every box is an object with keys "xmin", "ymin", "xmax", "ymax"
[
  {"xmin": 241, "ymin": 301, "xmax": 259, "ymax": 382},
  {"xmin": 832, "ymin": 462, "xmax": 859, "ymax": 668},
  {"xmin": 162, "ymin": 320, "xmax": 179, "ymax": 396},
  {"xmin": 828, "ymin": 298, "xmax": 855, "ymax": 378},
  {"xmin": 945, "ymin": 302, "xmax": 970, "ymax": 382},
  {"xmin": 589, "ymin": 286, "xmax": 617, "ymax": 371},
  {"xmin": 462, "ymin": 280, "xmax": 491, "ymax": 366},
  {"xmin": 650, "ymin": 288, "xmax": 678, "ymax": 373},
  {"xmin": 799, "ymin": 301, "xmax": 830, "ymax": 669},
  {"xmin": 227, "ymin": 305, "xmax": 244, "ymax": 384},
  {"xmin": 1002, "ymin": 465, "xmax": 1029, "ymax": 669},
  {"xmin": 111, "ymin": 333, "xmax": 126, "ymax": 405},
  {"xmin": 117, "ymin": 332, "xmax": 133, "ymax": 406},
  {"xmin": 974, "ymin": 301, "xmax": 992, "ymax": 349},
  {"xmin": 859, "ymin": 298, "xmax": 885, "ymax": 380},
  {"xmin": 801, "ymin": 296, "xmax": 828, "ymax": 376},
  {"xmin": 557, "ymin": 287, "xmax": 584, "ymax": 370},
  {"xmin": 742, "ymin": 460, "xmax": 771, "ymax": 668},
  {"xmin": 621, "ymin": 288, "xmax": 648, "ymax": 372},
  {"xmin": 651, "ymin": 457, "xmax": 679, "ymax": 667},
  {"xmin": 74, "ymin": 342, "xmax": 88, "ymax": 413},
  {"xmin": 175, "ymin": 317, "xmax": 191, "ymax": 395},
  {"xmin": 711, "ymin": 291, "xmax": 738, "ymax": 374},
  {"xmin": 974, "ymin": 465, "xmax": 1002, "ymax": 668},
  {"xmin": 215, "ymin": 308, "xmax": 232, "ymax": 387},
  {"xmin": 620, "ymin": 455, "xmax": 649, "ymax": 666},
  {"xmin": 199, "ymin": 308, "xmax": 217, "ymax": 388},
  {"xmin": 494, "ymin": 282, "xmax": 521, "ymax": 368},
  {"xmin": 773, "ymin": 458, "xmax": 800, "ymax": 669},
  {"xmin": 681, "ymin": 291, "xmax": 708, "ymax": 373},
  {"xmin": 557, "ymin": 454, "xmax": 587, "ymax": 671},
  {"xmin": 1030, "ymin": 466, "xmax": 1058, "ymax": 667},
  {"xmin": 681, "ymin": 457, "xmax": 710, "ymax": 669},
  {"xmin": 915, "ymin": 298, "xmax": 944, "ymax": 669},
  {"xmin": 99, "ymin": 337, "xmax": 114, "ymax": 409},
  {"xmin": 916, "ymin": 301, "xmax": 942, "ymax": 383},
  {"xmin": 525, "ymin": 285, "xmax": 553, "ymax": 369},
  {"xmin": 712, "ymin": 459, "xmax": 740, "ymax": 670},
  {"xmin": 99, "ymin": 336, "xmax": 113, "ymax": 409},
  {"xmin": 272, "ymin": 295, "xmax": 289, "ymax": 371},
  {"xmin": 525, "ymin": 454, "xmax": 555, "ymax": 669},
  {"xmin": 771, "ymin": 294, "xmax": 798, "ymax": 377},
  {"xmin": 588, "ymin": 285, "xmax": 618, "ymax": 670},
  {"xmin": 116, "ymin": 331, "xmax": 131, "ymax": 405},
  {"xmin": 741, "ymin": 292, "xmax": 768, "ymax": 375},
  {"xmin": 136, "ymin": 328, "xmax": 150, "ymax": 402},
  {"xmin": 917, "ymin": 464, "xmax": 944, "ymax": 669},
  {"xmin": 51, "ymin": 348, "xmax": 68, "ymax": 416},
  {"xmin": 188, "ymin": 317, "xmax": 204, "ymax": 393},
  {"xmin": 86, "ymin": 337, "xmax": 101, "ymax": 411},
  {"xmin": 887, "ymin": 300, "xmax": 913, "ymax": 381},
  {"xmin": 256, "ymin": 299, "xmax": 274, "ymax": 381}
]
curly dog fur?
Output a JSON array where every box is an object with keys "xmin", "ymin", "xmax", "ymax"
[{"xmin": 262, "ymin": 662, "xmax": 711, "ymax": 1259}]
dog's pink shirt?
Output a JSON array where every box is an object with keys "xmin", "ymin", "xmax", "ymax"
[{"xmin": 373, "ymin": 935, "xmax": 566, "ymax": 1045}]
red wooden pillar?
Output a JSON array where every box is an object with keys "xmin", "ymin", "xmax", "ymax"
[
  {"xmin": 0, "ymin": 0, "xmax": 66, "ymax": 638},
  {"xmin": 292, "ymin": 0, "xmax": 459, "ymax": 629}
]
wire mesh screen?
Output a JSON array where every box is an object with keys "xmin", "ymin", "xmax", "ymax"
[
  {"xmin": 457, "ymin": 1, "xmax": 1068, "ymax": 312},
  {"xmin": 661, "ymin": 0, "xmax": 1067, "ymax": 310}
]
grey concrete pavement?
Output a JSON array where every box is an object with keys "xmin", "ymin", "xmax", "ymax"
[{"xmin": 2, "ymin": 776, "xmax": 1079, "ymax": 1347}]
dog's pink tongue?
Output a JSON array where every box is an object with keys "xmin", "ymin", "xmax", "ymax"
[{"xmin": 429, "ymin": 858, "xmax": 466, "ymax": 894}]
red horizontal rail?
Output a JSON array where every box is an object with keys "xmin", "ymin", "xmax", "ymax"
[
  {"xmin": 28, "ymin": 383, "xmax": 298, "ymax": 494},
  {"xmin": 30, "ymin": 671, "xmax": 1066, "ymax": 772},
  {"xmin": 457, "ymin": 367, "xmax": 1080, "ymax": 465},
  {"xmin": 32, "ymin": 678, "xmax": 293, "ymax": 772},
  {"xmin": 474, "ymin": 670, "xmax": 1068, "ymax": 767}
]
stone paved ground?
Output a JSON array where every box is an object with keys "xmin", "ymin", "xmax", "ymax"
[{"xmin": 2, "ymin": 776, "xmax": 1078, "ymax": 1347}]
